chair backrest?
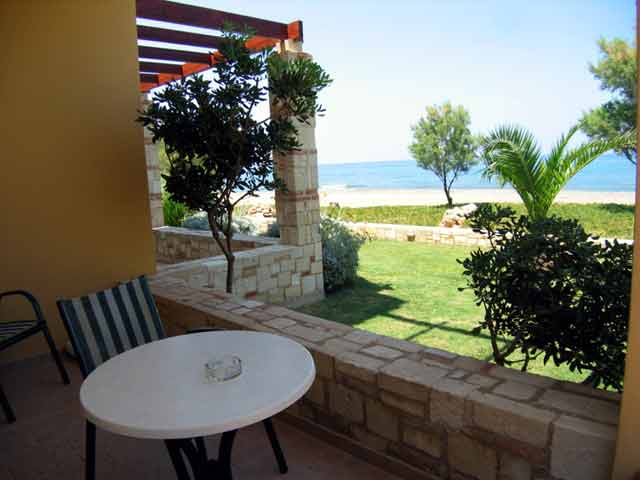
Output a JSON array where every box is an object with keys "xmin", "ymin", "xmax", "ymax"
[{"xmin": 57, "ymin": 275, "xmax": 165, "ymax": 377}]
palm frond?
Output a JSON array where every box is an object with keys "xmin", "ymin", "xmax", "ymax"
[
  {"xmin": 482, "ymin": 125, "xmax": 544, "ymax": 202},
  {"xmin": 480, "ymin": 125, "xmax": 632, "ymax": 220}
]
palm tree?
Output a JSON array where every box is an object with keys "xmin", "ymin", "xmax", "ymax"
[{"xmin": 482, "ymin": 124, "xmax": 634, "ymax": 220}]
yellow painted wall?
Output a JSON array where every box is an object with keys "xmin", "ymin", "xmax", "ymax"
[
  {"xmin": 0, "ymin": 1, "xmax": 155, "ymax": 363},
  {"xmin": 612, "ymin": 1, "xmax": 640, "ymax": 475}
]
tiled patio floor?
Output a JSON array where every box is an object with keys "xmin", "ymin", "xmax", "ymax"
[{"xmin": 0, "ymin": 354, "xmax": 400, "ymax": 480}]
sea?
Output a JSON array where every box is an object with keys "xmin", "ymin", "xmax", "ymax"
[{"xmin": 317, "ymin": 154, "xmax": 636, "ymax": 192}]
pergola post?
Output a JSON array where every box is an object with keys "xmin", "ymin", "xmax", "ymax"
[
  {"xmin": 139, "ymin": 93, "xmax": 164, "ymax": 228},
  {"xmin": 271, "ymin": 41, "xmax": 325, "ymax": 303}
]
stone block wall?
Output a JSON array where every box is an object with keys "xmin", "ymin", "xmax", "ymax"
[
  {"xmin": 344, "ymin": 222, "xmax": 634, "ymax": 247},
  {"xmin": 154, "ymin": 227, "xmax": 271, "ymax": 264},
  {"xmin": 140, "ymin": 94, "xmax": 164, "ymax": 228},
  {"xmin": 154, "ymin": 228, "xmax": 323, "ymax": 306},
  {"xmin": 150, "ymin": 277, "xmax": 621, "ymax": 480},
  {"xmin": 272, "ymin": 49, "xmax": 324, "ymax": 304},
  {"xmin": 346, "ymin": 222, "xmax": 489, "ymax": 247}
]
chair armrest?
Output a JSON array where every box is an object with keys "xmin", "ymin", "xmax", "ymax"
[{"xmin": 0, "ymin": 290, "xmax": 47, "ymax": 324}]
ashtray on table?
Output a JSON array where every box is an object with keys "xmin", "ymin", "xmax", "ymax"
[{"xmin": 204, "ymin": 355, "xmax": 242, "ymax": 383}]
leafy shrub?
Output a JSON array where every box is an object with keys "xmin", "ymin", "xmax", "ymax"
[
  {"xmin": 460, "ymin": 204, "xmax": 631, "ymax": 391},
  {"xmin": 321, "ymin": 217, "xmax": 367, "ymax": 292},
  {"xmin": 163, "ymin": 193, "xmax": 192, "ymax": 227},
  {"xmin": 265, "ymin": 221, "xmax": 280, "ymax": 238},
  {"xmin": 181, "ymin": 212, "xmax": 257, "ymax": 235}
]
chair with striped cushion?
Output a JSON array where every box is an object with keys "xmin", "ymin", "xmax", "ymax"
[
  {"xmin": 58, "ymin": 275, "xmax": 288, "ymax": 480},
  {"xmin": 0, "ymin": 290, "xmax": 70, "ymax": 423},
  {"xmin": 57, "ymin": 275, "xmax": 164, "ymax": 480},
  {"xmin": 57, "ymin": 275, "xmax": 164, "ymax": 377}
]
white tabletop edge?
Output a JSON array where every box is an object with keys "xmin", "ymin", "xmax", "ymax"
[{"xmin": 80, "ymin": 331, "xmax": 316, "ymax": 440}]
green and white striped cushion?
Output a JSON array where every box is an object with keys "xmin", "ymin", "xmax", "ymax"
[{"xmin": 57, "ymin": 275, "xmax": 165, "ymax": 377}]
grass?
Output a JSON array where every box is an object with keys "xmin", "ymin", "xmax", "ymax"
[
  {"xmin": 324, "ymin": 203, "xmax": 635, "ymax": 239},
  {"xmin": 298, "ymin": 240, "xmax": 588, "ymax": 383}
]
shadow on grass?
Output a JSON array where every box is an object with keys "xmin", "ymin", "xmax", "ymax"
[
  {"xmin": 306, "ymin": 277, "xmax": 405, "ymax": 326},
  {"xmin": 302, "ymin": 276, "xmax": 496, "ymax": 358}
]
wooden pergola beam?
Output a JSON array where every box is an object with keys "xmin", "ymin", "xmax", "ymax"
[
  {"xmin": 138, "ymin": 45, "xmax": 214, "ymax": 64},
  {"xmin": 135, "ymin": 1, "xmax": 304, "ymax": 92},
  {"xmin": 140, "ymin": 73, "xmax": 159, "ymax": 84},
  {"xmin": 136, "ymin": 0, "xmax": 290, "ymax": 40},
  {"xmin": 139, "ymin": 61, "xmax": 183, "ymax": 74},
  {"xmin": 137, "ymin": 25, "xmax": 224, "ymax": 50}
]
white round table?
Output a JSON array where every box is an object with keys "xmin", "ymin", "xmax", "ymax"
[{"xmin": 80, "ymin": 331, "xmax": 315, "ymax": 479}]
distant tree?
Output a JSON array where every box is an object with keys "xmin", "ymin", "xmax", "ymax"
[
  {"xmin": 139, "ymin": 29, "xmax": 331, "ymax": 293},
  {"xmin": 581, "ymin": 38, "xmax": 637, "ymax": 163},
  {"xmin": 482, "ymin": 124, "xmax": 634, "ymax": 221},
  {"xmin": 409, "ymin": 102, "xmax": 478, "ymax": 207}
]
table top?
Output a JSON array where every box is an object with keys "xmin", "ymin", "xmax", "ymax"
[{"xmin": 80, "ymin": 331, "xmax": 315, "ymax": 439}]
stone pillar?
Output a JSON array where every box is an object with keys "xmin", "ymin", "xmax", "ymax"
[
  {"xmin": 271, "ymin": 46, "xmax": 324, "ymax": 304},
  {"xmin": 139, "ymin": 94, "xmax": 164, "ymax": 228}
]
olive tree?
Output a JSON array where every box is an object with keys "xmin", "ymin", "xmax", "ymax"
[
  {"xmin": 139, "ymin": 29, "xmax": 331, "ymax": 293},
  {"xmin": 409, "ymin": 102, "xmax": 478, "ymax": 207}
]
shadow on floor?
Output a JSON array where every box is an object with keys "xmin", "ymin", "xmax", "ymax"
[{"xmin": 0, "ymin": 354, "xmax": 399, "ymax": 480}]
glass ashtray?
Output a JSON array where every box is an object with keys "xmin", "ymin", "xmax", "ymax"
[{"xmin": 204, "ymin": 355, "xmax": 242, "ymax": 383}]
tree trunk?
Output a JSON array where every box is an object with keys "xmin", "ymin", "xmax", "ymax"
[
  {"xmin": 207, "ymin": 209, "xmax": 235, "ymax": 294},
  {"xmin": 225, "ymin": 253, "xmax": 235, "ymax": 294},
  {"xmin": 224, "ymin": 207, "xmax": 235, "ymax": 294},
  {"xmin": 443, "ymin": 185, "xmax": 453, "ymax": 207}
]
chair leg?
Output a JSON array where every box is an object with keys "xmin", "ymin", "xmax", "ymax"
[
  {"xmin": 0, "ymin": 384, "xmax": 16, "ymax": 423},
  {"xmin": 42, "ymin": 326, "xmax": 70, "ymax": 385},
  {"xmin": 263, "ymin": 418, "xmax": 288, "ymax": 474},
  {"xmin": 86, "ymin": 421, "xmax": 96, "ymax": 480}
]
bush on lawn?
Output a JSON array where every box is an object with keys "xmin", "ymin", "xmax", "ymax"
[
  {"xmin": 460, "ymin": 204, "xmax": 632, "ymax": 391},
  {"xmin": 163, "ymin": 193, "xmax": 192, "ymax": 227},
  {"xmin": 181, "ymin": 212, "xmax": 258, "ymax": 235},
  {"xmin": 265, "ymin": 221, "xmax": 280, "ymax": 238},
  {"xmin": 321, "ymin": 217, "xmax": 367, "ymax": 292}
]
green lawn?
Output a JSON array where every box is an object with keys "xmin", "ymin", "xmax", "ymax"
[
  {"xmin": 325, "ymin": 203, "xmax": 634, "ymax": 239},
  {"xmin": 298, "ymin": 240, "xmax": 588, "ymax": 383}
]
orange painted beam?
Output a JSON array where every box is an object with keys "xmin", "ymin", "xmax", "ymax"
[{"xmin": 287, "ymin": 21, "xmax": 303, "ymax": 42}]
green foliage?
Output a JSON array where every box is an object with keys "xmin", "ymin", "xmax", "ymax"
[
  {"xmin": 298, "ymin": 240, "xmax": 589, "ymax": 383},
  {"xmin": 460, "ymin": 204, "xmax": 631, "ymax": 391},
  {"xmin": 322, "ymin": 203, "xmax": 634, "ymax": 239},
  {"xmin": 163, "ymin": 192, "xmax": 192, "ymax": 227},
  {"xmin": 482, "ymin": 124, "xmax": 633, "ymax": 220},
  {"xmin": 138, "ymin": 27, "xmax": 331, "ymax": 292},
  {"xmin": 265, "ymin": 221, "xmax": 280, "ymax": 238},
  {"xmin": 320, "ymin": 217, "xmax": 367, "ymax": 292},
  {"xmin": 409, "ymin": 102, "xmax": 479, "ymax": 206},
  {"xmin": 581, "ymin": 38, "xmax": 637, "ymax": 163}
]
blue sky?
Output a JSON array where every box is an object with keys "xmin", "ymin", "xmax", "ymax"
[{"xmin": 163, "ymin": 0, "xmax": 635, "ymax": 164}]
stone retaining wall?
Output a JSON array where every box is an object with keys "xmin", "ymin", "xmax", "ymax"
[
  {"xmin": 154, "ymin": 227, "xmax": 323, "ymax": 307},
  {"xmin": 343, "ymin": 222, "xmax": 490, "ymax": 247},
  {"xmin": 344, "ymin": 221, "xmax": 633, "ymax": 248},
  {"xmin": 150, "ymin": 276, "xmax": 621, "ymax": 480},
  {"xmin": 154, "ymin": 227, "xmax": 273, "ymax": 264}
]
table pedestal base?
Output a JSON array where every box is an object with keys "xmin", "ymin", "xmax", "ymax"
[
  {"xmin": 165, "ymin": 430, "xmax": 236, "ymax": 480},
  {"xmin": 164, "ymin": 419, "xmax": 288, "ymax": 480}
]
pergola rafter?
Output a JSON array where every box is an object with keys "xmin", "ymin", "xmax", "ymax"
[{"xmin": 135, "ymin": 0, "xmax": 303, "ymax": 92}]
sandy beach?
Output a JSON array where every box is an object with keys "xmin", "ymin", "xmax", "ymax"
[{"xmin": 244, "ymin": 188, "xmax": 635, "ymax": 208}]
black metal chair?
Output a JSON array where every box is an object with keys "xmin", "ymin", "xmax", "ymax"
[
  {"xmin": 57, "ymin": 275, "xmax": 287, "ymax": 480},
  {"xmin": 0, "ymin": 290, "xmax": 70, "ymax": 423}
]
